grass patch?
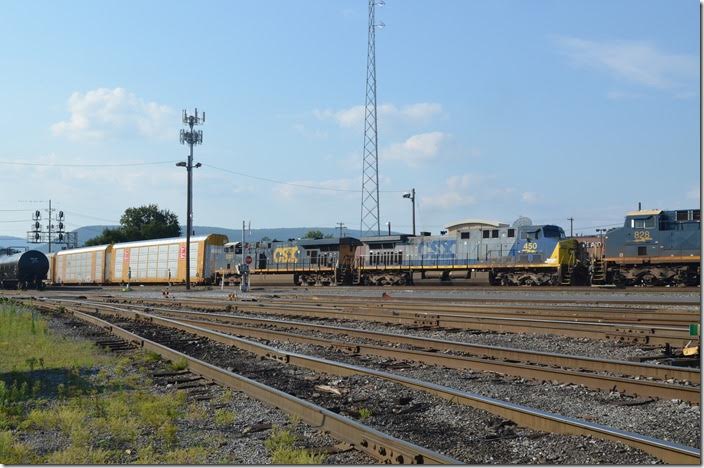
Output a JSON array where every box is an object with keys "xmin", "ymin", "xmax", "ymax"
[
  {"xmin": 0, "ymin": 303, "xmax": 106, "ymax": 374},
  {"xmin": 265, "ymin": 426, "xmax": 325, "ymax": 464},
  {"xmin": 0, "ymin": 303, "xmax": 210, "ymax": 463},
  {"xmin": 169, "ymin": 357, "xmax": 189, "ymax": 372},
  {"xmin": 358, "ymin": 407, "xmax": 373, "ymax": 421},
  {"xmin": 0, "ymin": 431, "xmax": 37, "ymax": 464},
  {"xmin": 213, "ymin": 408, "xmax": 236, "ymax": 427}
]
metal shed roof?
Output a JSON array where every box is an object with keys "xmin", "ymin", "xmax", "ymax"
[{"xmin": 444, "ymin": 219, "xmax": 506, "ymax": 231}]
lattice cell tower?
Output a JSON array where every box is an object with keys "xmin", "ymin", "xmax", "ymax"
[{"xmin": 360, "ymin": 0, "xmax": 385, "ymax": 237}]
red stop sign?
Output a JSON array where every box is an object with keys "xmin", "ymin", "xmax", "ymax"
[{"xmin": 245, "ymin": 255, "xmax": 253, "ymax": 265}]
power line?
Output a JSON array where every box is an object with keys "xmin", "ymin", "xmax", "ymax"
[
  {"xmin": 0, "ymin": 160, "xmax": 179, "ymax": 168},
  {"xmin": 204, "ymin": 163, "xmax": 405, "ymax": 193}
]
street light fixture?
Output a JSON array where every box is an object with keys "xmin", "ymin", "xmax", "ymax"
[{"xmin": 402, "ymin": 188, "xmax": 416, "ymax": 236}]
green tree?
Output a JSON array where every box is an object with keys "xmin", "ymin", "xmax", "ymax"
[
  {"xmin": 85, "ymin": 205, "xmax": 180, "ymax": 246},
  {"xmin": 303, "ymin": 230, "xmax": 324, "ymax": 240}
]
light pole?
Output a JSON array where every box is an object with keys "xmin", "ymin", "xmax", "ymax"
[
  {"xmin": 595, "ymin": 228, "xmax": 607, "ymax": 258},
  {"xmin": 178, "ymin": 108, "xmax": 204, "ymax": 290},
  {"xmin": 402, "ymin": 188, "xmax": 416, "ymax": 236}
]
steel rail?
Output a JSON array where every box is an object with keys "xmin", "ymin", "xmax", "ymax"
[
  {"xmin": 55, "ymin": 307, "xmax": 460, "ymax": 464},
  {"xmin": 151, "ymin": 314, "xmax": 700, "ymax": 403},
  {"xmin": 108, "ymin": 297, "xmax": 695, "ymax": 347},
  {"xmin": 94, "ymin": 302, "xmax": 700, "ymax": 383},
  {"xmin": 38, "ymin": 299, "xmax": 700, "ymax": 464},
  {"xmin": 142, "ymin": 295, "xmax": 700, "ymax": 324},
  {"xmin": 279, "ymin": 291, "xmax": 701, "ymax": 306}
]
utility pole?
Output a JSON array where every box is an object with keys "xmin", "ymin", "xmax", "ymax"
[
  {"xmin": 403, "ymin": 188, "xmax": 416, "ymax": 236},
  {"xmin": 360, "ymin": 0, "xmax": 385, "ymax": 237},
  {"xmin": 567, "ymin": 217, "xmax": 574, "ymax": 237},
  {"xmin": 178, "ymin": 108, "xmax": 204, "ymax": 290},
  {"xmin": 47, "ymin": 200, "xmax": 52, "ymax": 253},
  {"xmin": 241, "ymin": 220, "xmax": 246, "ymax": 265},
  {"xmin": 336, "ymin": 222, "xmax": 346, "ymax": 238}
]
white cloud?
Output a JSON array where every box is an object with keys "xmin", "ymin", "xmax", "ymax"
[
  {"xmin": 555, "ymin": 36, "xmax": 697, "ymax": 91},
  {"xmin": 51, "ymin": 88, "xmax": 175, "ymax": 141},
  {"xmin": 421, "ymin": 173, "xmax": 534, "ymax": 211},
  {"xmin": 313, "ymin": 102, "xmax": 442, "ymax": 128},
  {"xmin": 382, "ymin": 131, "xmax": 448, "ymax": 166},
  {"xmin": 521, "ymin": 191, "xmax": 540, "ymax": 203}
]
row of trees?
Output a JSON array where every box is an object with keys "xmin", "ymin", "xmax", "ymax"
[
  {"xmin": 85, "ymin": 205, "xmax": 180, "ymax": 246},
  {"xmin": 84, "ymin": 204, "xmax": 334, "ymax": 245}
]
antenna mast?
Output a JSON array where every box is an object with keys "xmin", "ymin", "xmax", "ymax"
[{"xmin": 360, "ymin": 0, "xmax": 384, "ymax": 237}]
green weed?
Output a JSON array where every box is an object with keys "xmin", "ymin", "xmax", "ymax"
[
  {"xmin": 213, "ymin": 408, "xmax": 236, "ymax": 427},
  {"xmin": 358, "ymin": 407, "xmax": 373, "ymax": 421}
]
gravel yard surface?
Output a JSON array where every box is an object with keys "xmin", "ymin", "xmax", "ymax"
[
  {"xmin": 190, "ymin": 308, "xmax": 665, "ymax": 362},
  {"xmin": 36, "ymin": 311, "xmax": 375, "ymax": 464},
  {"xmin": 252, "ymin": 336, "xmax": 700, "ymax": 449},
  {"xmin": 90, "ymin": 311, "xmax": 667, "ymax": 464}
]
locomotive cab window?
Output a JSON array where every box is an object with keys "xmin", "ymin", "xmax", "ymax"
[
  {"xmin": 491, "ymin": 230, "xmax": 499, "ymax": 238},
  {"xmin": 676, "ymin": 211, "xmax": 689, "ymax": 221},
  {"xmin": 460, "ymin": 232, "xmax": 470, "ymax": 239},
  {"xmin": 694, "ymin": 210, "xmax": 701, "ymax": 221},
  {"xmin": 507, "ymin": 229, "xmax": 515, "ymax": 238},
  {"xmin": 542, "ymin": 226, "xmax": 563, "ymax": 238},
  {"xmin": 632, "ymin": 217, "xmax": 655, "ymax": 229},
  {"xmin": 482, "ymin": 230, "xmax": 490, "ymax": 239}
]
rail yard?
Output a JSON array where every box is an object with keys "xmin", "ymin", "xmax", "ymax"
[
  {"xmin": 1, "ymin": 283, "xmax": 700, "ymax": 464},
  {"xmin": 0, "ymin": 0, "xmax": 699, "ymax": 465}
]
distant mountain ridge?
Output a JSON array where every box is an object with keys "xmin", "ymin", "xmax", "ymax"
[{"xmin": 1, "ymin": 225, "xmax": 402, "ymax": 252}]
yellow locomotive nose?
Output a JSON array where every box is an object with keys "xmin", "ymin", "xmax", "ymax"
[{"xmin": 547, "ymin": 238, "xmax": 579, "ymax": 266}]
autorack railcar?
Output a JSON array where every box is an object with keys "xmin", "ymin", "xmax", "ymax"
[{"xmin": 47, "ymin": 234, "xmax": 228, "ymax": 285}]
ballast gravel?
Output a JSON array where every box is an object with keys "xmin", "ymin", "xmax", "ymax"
[
  {"xmin": 36, "ymin": 310, "xmax": 375, "ymax": 464},
  {"xmin": 91, "ymin": 312, "xmax": 664, "ymax": 464},
  {"xmin": 257, "ymin": 336, "xmax": 700, "ymax": 449}
]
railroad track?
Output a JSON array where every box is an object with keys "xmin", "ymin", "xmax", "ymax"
[
  {"xmin": 32, "ymin": 302, "xmax": 459, "ymax": 464},
  {"xmin": 101, "ymin": 296, "xmax": 699, "ymax": 347},
  {"xmin": 177, "ymin": 295, "xmax": 700, "ymax": 325},
  {"xmin": 53, "ymin": 299, "xmax": 701, "ymax": 403},
  {"xmin": 26, "ymin": 298, "xmax": 701, "ymax": 464}
]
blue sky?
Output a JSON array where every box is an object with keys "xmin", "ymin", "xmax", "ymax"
[{"xmin": 0, "ymin": 0, "xmax": 699, "ymax": 239}]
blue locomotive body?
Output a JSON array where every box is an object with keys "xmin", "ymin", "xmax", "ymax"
[
  {"xmin": 357, "ymin": 221, "xmax": 583, "ymax": 286},
  {"xmin": 597, "ymin": 209, "xmax": 700, "ymax": 286}
]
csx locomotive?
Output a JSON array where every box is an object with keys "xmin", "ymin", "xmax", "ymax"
[{"xmin": 592, "ymin": 208, "xmax": 700, "ymax": 287}]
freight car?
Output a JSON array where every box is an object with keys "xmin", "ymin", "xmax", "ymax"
[
  {"xmin": 354, "ymin": 219, "xmax": 585, "ymax": 286},
  {"xmin": 48, "ymin": 234, "xmax": 228, "ymax": 285},
  {"xmin": 592, "ymin": 208, "xmax": 700, "ymax": 287},
  {"xmin": 0, "ymin": 250, "xmax": 49, "ymax": 289}
]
